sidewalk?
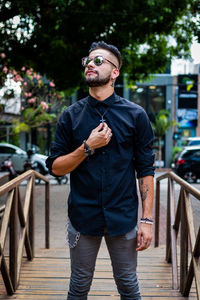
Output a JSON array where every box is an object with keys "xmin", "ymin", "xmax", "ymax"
[{"xmin": 34, "ymin": 183, "xmax": 69, "ymax": 248}]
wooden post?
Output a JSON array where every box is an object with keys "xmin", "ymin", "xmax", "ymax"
[
  {"xmin": 45, "ymin": 182, "xmax": 50, "ymax": 249},
  {"xmin": 166, "ymin": 178, "xmax": 171, "ymax": 262},
  {"xmin": 180, "ymin": 190, "xmax": 188, "ymax": 293},
  {"xmin": 154, "ymin": 181, "xmax": 160, "ymax": 247},
  {"xmin": 169, "ymin": 178, "xmax": 178, "ymax": 289},
  {"xmin": 29, "ymin": 175, "xmax": 35, "ymax": 257},
  {"xmin": 9, "ymin": 187, "xmax": 18, "ymax": 290},
  {"xmin": 1, "ymin": 248, "xmax": 14, "ymax": 295}
]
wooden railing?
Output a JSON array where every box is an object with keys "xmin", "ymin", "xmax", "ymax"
[
  {"xmin": 154, "ymin": 171, "xmax": 200, "ymax": 299},
  {"xmin": 0, "ymin": 170, "xmax": 50, "ymax": 295}
]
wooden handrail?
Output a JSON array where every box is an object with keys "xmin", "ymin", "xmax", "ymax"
[
  {"xmin": 154, "ymin": 171, "xmax": 200, "ymax": 299},
  {"xmin": 0, "ymin": 170, "xmax": 50, "ymax": 295}
]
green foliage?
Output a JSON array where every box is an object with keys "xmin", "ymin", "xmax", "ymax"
[
  {"xmin": 152, "ymin": 109, "xmax": 179, "ymax": 167},
  {"xmin": 0, "ymin": 58, "xmax": 61, "ymax": 138},
  {"xmin": 152, "ymin": 109, "xmax": 179, "ymax": 138},
  {"xmin": 0, "ymin": 0, "xmax": 199, "ymax": 90},
  {"xmin": 12, "ymin": 121, "xmax": 30, "ymax": 134},
  {"xmin": 172, "ymin": 146, "xmax": 182, "ymax": 162}
]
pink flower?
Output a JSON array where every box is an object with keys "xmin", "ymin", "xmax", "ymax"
[
  {"xmin": 23, "ymin": 81, "xmax": 27, "ymax": 86},
  {"xmin": 41, "ymin": 101, "xmax": 49, "ymax": 110},
  {"xmin": 14, "ymin": 74, "xmax": 23, "ymax": 82},
  {"xmin": 21, "ymin": 66, "xmax": 26, "ymax": 71},
  {"xmin": 36, "ymin": 74, "xmax": 41, "ymax": 80},
  {"xmin": 49, "ymin": 81, "xmax": 55, "ymax": 87},
  {"xmin": 26, "ymin": 69, "xmax": 32, "ymax": 76},
  {"xmin": 3, "ymin": 66, "xmax": 8, "ymax": 73},
  {"xmin": 12, "ymin": 70, "xmax": 17, "ymax": 76},
  {"xmin": 28, "ymin": 97, "xmax": 36, "ymax": 104},
  {"xmin": 1, "ymin": 53, "xmax": 6, "ymax": 59},
  {"xmin": 21, "ymin": 106, "xmax": 25, "ymax": 111},
  {"xmin": 24, "ymin": 92, "xmax": 32, "ymax": 97}
]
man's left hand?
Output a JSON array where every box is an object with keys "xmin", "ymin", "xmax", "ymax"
[{"xmin": 136, "ymin": 223, "xmax": 152, "ymax": 251}]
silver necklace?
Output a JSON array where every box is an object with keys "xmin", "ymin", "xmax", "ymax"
[{"xmin": 94, "ymin": 106, "xmax": 111, "ymax": 126}]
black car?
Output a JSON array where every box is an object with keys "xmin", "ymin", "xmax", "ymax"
[{"xmin": 173, "ymin": 146, "xmax": 200, "ymax": 183}]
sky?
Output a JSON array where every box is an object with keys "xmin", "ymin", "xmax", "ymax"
[
  {"xmin": 171, "ymin": 39, "xmax": 200, "ymax": 75},
  {"xmin": 191, "ymin": 40, "xmax": 200, "ymax": 64}
]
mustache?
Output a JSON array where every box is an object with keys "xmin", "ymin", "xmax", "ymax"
[{"xmin": 85, "ymin": 69, "xmax": 99, "ymax": 76}]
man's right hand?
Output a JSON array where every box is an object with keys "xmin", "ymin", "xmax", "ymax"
[
  {"xmin": 86, "ymin": 123, "xmax": 112, "ymax": 149},
  {"xmin": 52, "ymin": 123, "xmax": 112, "ymax": 176}
]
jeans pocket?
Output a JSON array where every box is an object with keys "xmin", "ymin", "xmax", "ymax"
[
  {"xmin": 66, "ymin": 219, "xmax": 80, "ymax": 248},
  {"xmin": 124, "ymin": 226, "xmax": 137, "ymax": 240}
]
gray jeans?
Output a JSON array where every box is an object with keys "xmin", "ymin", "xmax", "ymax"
[{"xmin": 67, "ymin": 224, "xmax": 141, "ymax": 300}]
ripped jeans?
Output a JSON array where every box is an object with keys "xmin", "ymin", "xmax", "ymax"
[{"xmin": 67, "ymin": 222, "xmax": 141, "ymax": 300}]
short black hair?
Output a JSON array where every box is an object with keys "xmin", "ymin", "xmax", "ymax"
[{"xmin": 89, "ymin": 41, "xmax": 122, "ymax": 69}]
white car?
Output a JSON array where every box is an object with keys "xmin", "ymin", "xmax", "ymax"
[
  {"xmin": 184, "ymin": 137, "xmax": 200, "ymax": 147},
  {"xmin": 0, "ymin": 143, "xmax": 48, "ymax": 175}
]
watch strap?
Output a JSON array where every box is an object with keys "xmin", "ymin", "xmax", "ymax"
[{"xmin": 83, "ymin": 140, "xmax": 95, "ymax": 156}]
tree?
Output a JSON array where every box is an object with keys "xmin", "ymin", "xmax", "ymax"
[
  {"xmin": 0, "ymin": 0, "xmax": 199, "ymax": 91},
  {"xmin": 152, "ymin": 110, "xmax": 179, "ymax": 168},
  {"xmin": 0, "ymin": 52, "xmax": 66, "ymax": 145}
]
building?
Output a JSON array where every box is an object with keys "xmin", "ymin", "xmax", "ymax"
[{"xmin": 123, "ymin": 72, "xmax": 200, "ymax": 167}]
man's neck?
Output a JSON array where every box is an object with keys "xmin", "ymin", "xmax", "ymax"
[{"xmin": 89, "ymin": 85, "xmax": 114, "ymax": 101}]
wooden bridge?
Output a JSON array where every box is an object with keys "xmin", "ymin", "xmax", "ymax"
[{"xmin": 0, "ymin": 170, "xmax": 199, "ymax": 299}]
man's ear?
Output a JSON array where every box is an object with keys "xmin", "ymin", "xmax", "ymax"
[{"xmin": 112, "ymin": 68, "xmax": 119, "ymax": 80}]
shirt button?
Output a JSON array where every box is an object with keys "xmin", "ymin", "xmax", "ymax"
[{"xmin": 102, "ymin": 151, "xmax": 106, "ymax": 155}]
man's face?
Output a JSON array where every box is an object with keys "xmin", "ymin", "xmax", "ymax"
[{"xmin": 84, "ymin": 49, "xmax": 118, "ymax": 87}]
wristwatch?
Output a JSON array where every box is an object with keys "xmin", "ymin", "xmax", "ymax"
[{"xmin": 83, "ymin": 140, "xmax": 95, "ymax": 157}]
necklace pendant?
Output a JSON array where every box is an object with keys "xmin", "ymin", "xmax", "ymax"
[{"xmin": 100, "ymin": 117, "xmax": 106, "ymax": 124}]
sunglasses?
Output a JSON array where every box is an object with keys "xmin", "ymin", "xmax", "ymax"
[{"xmin": 82, "ymin": 55, "xmax": 118, "ymax": 69}]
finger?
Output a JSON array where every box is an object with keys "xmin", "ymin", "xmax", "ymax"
[
  {"xmin": 136, "ymin": 240, "xmax": 148, "ymax": 251},
  {"xmin": 137, "ymin": 231, "xmax": 142, "ymax": 249},
  {"xmin": 94, "ymin": 123, "xmax": 104, "ymax": 132},
  {"xmin": 101, "ymin": 122, "xmax": 108, "ymax": 132},
  {"xmin": 105, "ymin": 130, "xmax": 112, "ymax": 139},
  {"xmin": 137, "ymin": 237, "xmax": 152, "ymax": 251}
]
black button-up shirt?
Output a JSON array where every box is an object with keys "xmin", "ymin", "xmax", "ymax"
[{"xmin": 46, "ymin": 92, "xmax": 155, "ymax": 237}]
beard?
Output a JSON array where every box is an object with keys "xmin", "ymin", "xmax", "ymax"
[{"xmin": 84, "ymin": 73, "xmax": 111, "ymax": 87}]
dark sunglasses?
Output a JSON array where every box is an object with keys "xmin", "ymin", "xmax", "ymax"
[{"xmin": 82, "ymin": 55, "xmax": 118, "ymax": 69}]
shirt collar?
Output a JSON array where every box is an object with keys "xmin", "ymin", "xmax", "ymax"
[{"xmin": 88, "ymin": 92, "xmax": 117, "ymax": 107}]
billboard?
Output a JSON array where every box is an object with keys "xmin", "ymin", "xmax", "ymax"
[{"xmin": 178, "ymin": 75, "xmax": 198, "ymax": 127}]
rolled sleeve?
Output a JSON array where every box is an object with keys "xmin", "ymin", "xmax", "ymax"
[
  {"xmin": 46, "ymin": 110, "xmax": 72, "ymax": 175},
  {"xmin": 134, "ymin": 109, "xmax": 155, "ymax": 178}
]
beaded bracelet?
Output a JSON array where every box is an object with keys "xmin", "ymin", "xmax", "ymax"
[{"xmin": 140, "ymin": 218, "xmax": 153, "ymax": 225}]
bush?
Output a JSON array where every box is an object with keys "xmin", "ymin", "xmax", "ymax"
[{"xmin": 171, "ymin": 146, "xmax": 182, "ymax": 162}]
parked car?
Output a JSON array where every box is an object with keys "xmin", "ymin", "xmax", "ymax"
[
  {"xmin": 0, "ymin": 143, "xmax": 48, "ymax": 175},
  {"xmin": 173, "ymin": 146, "xmax": 200, "ymax": 183},
  {"xmin": 183, "ymin": 137, "xmax": 200, "ymax": 147}
]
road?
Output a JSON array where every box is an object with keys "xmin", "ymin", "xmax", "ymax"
[{"xmin": 33, "ymin": 171, "xmax": 200, "ymax": 248}]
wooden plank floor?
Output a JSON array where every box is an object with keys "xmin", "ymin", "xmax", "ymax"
[{"xmin": 0, "ymin": 244, "xmax": 197, "ymax": 299}]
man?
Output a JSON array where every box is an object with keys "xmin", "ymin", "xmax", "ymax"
[{"xmin": 46, "ymin": 41, "xmax": 155, "ymax": 300}]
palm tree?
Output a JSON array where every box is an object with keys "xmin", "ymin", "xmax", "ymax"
[{"xmin": 152, "ymin": 109, "xmax": 179, "ymax": 168}]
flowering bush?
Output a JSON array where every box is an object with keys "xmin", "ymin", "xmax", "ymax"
[{"xmin": 0, "ymin": 52, "xmax": 64, "ymax": 136}]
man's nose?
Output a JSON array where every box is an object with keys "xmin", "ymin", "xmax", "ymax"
[{"xmin": 87, "ymin": 59, "xmax": 95, "ymax": 68}]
